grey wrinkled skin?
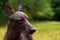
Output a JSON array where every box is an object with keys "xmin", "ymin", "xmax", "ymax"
[{"xmin": 4, "ymin": 3, "xmax": 36, "ymax": 40}]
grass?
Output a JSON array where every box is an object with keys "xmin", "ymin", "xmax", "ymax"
[
  {"xmin": 0, "ymin": 21, "xmax": 60, "ymax": 40},
  {"xmin": 0, "ymin": 25, "xmax": 7, "ymax": 40},
  {"xmin": 32, "ymin": 21, "xmax": 60, "ymax": 40}
]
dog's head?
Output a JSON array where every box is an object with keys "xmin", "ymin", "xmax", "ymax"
[{"xmin": 5, "ymin": 3, "xmax": 36, "ymax": 34}]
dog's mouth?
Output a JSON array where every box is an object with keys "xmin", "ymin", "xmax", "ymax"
[{"xmin": 21, "ymin": 30, "xmax": 36, "ymax": 35}]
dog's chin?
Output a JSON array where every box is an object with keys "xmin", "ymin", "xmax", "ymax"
[
  {"xmin": 20, "ymin": 33, "xmax": 32, "ymax": 40},
  {"xmin": 20, "ymin": 33, "xmax": 28, "ymax": 40}
]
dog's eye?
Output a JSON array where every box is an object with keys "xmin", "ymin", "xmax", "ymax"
[{"xmin": 19, "ymin": 18, "xmax": 24, "ymax": 21}]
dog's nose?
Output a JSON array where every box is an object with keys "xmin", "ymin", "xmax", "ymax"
[{"xmin": 29, "ymin": 29, "xmax": 36, "ymax": 34}]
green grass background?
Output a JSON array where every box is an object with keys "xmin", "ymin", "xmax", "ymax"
[{"xmin": 0, "ymin": 21, "xmax": 60, "ymax": 40}]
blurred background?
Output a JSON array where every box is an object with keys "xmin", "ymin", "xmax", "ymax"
[{"xmin": 0, "ymin": 0, "xmax": 60, "ymax": 40}]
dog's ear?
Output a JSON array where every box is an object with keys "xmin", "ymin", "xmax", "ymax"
[
  {"xmin": 18, "ymin": 4, "xmax": 22, "ymax": 11},
  {"xmin": 5, "ymin": 3, "xmax": 14, "ymax": 16}
]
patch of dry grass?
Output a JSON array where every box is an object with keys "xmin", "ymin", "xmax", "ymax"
[
  {"xmin": 0, "ymin": 26, "xmax": 6, "ymax": 40},
  {"xmin": 33, "ymin": 30, "xmax": 60, "ymax": 40},
  {"xmin": 32, "ymin": 21, "xmax": 60, "ymax": 40}
]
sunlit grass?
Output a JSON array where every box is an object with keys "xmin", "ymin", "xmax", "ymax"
[
  {"xmin": 0, "ymin": 21, "xmax": 60, "ymax": 40},
  {"xmin": 0, "ymin": 25, "xmax": 7, "ymax": 40},
  {"xmin": 32, "ymin": 21, "xmax": 60, "ymax": 40}
]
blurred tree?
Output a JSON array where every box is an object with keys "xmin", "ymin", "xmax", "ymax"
[
  {"xmin": 51, "ymin": 0, "xmax": 60, "ymax": 21},
  {"xmin": 0, "ymin": 0, "xmax": 8, "ymax": 25},
  {"xmin": 0, "ymin": 0, "xmax": 55, "ymax": 24},
  {"xmin": 9, "ymin": 0, "xmax": 54, "ymax": 20}
]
